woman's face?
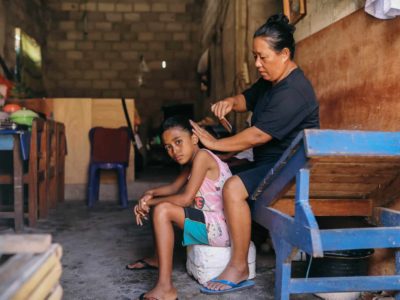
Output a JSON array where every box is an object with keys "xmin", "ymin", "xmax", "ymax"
[
  {"xmin": 252, "ymin": 37, "xmax": 289, "ymax": 83},
  {"xmin": 162, "ymin": 127, "xmax": 198, "ymax": 165}
]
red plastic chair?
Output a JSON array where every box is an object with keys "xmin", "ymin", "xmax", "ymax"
[{"xmin": 87, "ymin": 127, "xmax": 130, "ymax": 208}]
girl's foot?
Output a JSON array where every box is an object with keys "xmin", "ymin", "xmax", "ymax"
[
  {"xmin": 140, "ymin": 285, "xmax": 177, "ymax": 300},
  {"xmin": 205, "ymin": 264, "xmax": 249, "ymax": 291},
  {"xmin": 126, "ymin": 257, "xmax": 158, "ymax": 270}
]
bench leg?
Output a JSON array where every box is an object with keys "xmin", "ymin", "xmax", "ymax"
[
  {"xmin": 271, "ymin": 234, "xmax": 293, "ymax": 300},
  {"xmin": 396, "ymin": 249, "xmax": 400, "ymax": 300}
]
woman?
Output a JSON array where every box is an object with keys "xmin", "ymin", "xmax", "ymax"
[{"xmin": 190, "ymin": 13, "xmax": 319, "ymax": 294}]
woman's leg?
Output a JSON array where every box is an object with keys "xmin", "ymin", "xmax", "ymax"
[
  {"xmin": 206, "ymin": 175, "xmax": 251, "ymax": 291},
  {"xmin": 143, "ymin": 202, "xmax": 185, "ymax": 300}
]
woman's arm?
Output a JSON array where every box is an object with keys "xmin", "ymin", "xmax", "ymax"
[
  {"xmin": 146, "ymin": 150, "xmax": 212, "ymax": 208},
  {"xmin": 144, "ymin": 166, "xmax": 190, "ymax": 197},
  {"xmin": 190, "ymin": 122, "xmax": 272, "ymax": 152},
  {"xmin": 211, "ymin": 94, "xmax": 247, "ymax": 119}
]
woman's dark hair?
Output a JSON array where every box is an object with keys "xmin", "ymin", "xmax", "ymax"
[
  {"xmin": 160, "ymin": 115, "xmax": 192, "ymax": 135},
  {"xmin": 254, "ymin": 13, "xmax": 296, "ymax": 59}
]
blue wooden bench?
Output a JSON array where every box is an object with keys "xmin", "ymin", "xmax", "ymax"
[{"xmin": 251, "ymin": 129, "xmax": 400, "ymax": 299}]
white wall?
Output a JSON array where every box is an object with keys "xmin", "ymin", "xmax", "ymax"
[{"xmin": 295, "ymin": 0, "xmax": 365, "ymax": 41}]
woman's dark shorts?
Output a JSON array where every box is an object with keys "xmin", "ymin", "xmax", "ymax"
[{"xmin": 236, "ymin": 162, "xmax": 276, "ymax": 197}]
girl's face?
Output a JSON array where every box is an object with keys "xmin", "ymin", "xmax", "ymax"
[
  {"xmin": 252, "ymin": 37, "xmax": 289, "ymax": 83},
  {"xmin": 162, "ymin": 127, "xmax": 199, "ymax": 165}
]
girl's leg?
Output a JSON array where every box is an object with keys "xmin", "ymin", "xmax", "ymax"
[
  {"xmin": 143, "ymin": 202, "xmax": 185, "ymax": 300},
  {"xmin": 127, "ymin": 211, "xmax": 159, "ymax": 269},
  {"xmin": 206, "ymin": 175, "xmax": 251, "ymax": 291}
]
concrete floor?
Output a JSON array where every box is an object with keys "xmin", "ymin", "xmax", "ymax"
[
  {"xmin": 0, "ymin": 165, "xmax": 320, "ymax": 299},
  {"xmin": 24, "ymin": 199, "xmax": 318, "ymax": 300}
]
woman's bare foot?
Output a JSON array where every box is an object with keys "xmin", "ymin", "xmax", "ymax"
[
  {"xmin": 205, "ymin": 263, "xmax": 249, "ymax": 291},
  {"xmin": 141, "ymin": 284, "xmax": 177, "ymax": 300},
  {"xmin": 126, "ymin": 257, "xmax": 158, "ymax": 270}
]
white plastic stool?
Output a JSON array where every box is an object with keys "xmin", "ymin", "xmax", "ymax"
[{"xmin": 186, "ymin": 241, "xmax": 256, "ymax": 285}]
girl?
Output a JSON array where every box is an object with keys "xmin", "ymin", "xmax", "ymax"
[{"xmin": 131, "ymin": 116, "xmax": 232, "ymax": 300}]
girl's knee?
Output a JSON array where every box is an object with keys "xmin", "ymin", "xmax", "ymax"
[
  {"xmin": 223, "ymin": 176, "xmax": 247, "ymax": 201},
  {"xmin": 153, "ymin": 202, "xmax": 173, "ymax": 219}
]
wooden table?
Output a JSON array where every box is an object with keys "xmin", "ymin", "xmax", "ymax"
[{"xmin": 0, "ymin": 131, "xmax": 27, "ymax": 232}]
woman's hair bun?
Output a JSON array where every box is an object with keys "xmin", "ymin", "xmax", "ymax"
[{"xmin": 265, "ymin": 13, "xmax": 295, "ymax": 34}]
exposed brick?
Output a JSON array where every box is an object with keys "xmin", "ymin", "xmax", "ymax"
[
  {"xmin": 166, "ymin": 23, "xmax": 183, "ymax": 31},
  {"xmin": 121, "ymin": 51, "xmax": 137, "ymax": 60},
  {"xmin": 112, "ymin": 42, "xmax": 131, "ymax": 51},
  {"xmin": 101, "ymin": 70, "xmax": 119, "ymax": 79},
  {"xmin": 86, "ymin": 12, "xmax": 104, "ymax": 21},
  {"xmin": 116, "ymin": 3, "xmax": 132, "ymax": 12},
  {"xmin": 77, "ymin": 41, "xmax": 94, "ymax": 50},
  {"xmin": 75, "ymin": 80, "xmax": 92, "ymax": 89},
  {"xmin": 111, "ymin": 81, "xmax": 127, "ymax": 89},
  {"xmin": 148, "ymin": 22, "xmax": 164, "ymax": 31},
  {"xmin": 131, "ymin": 43, "xmax": 147, "ymax": 51},
  {"xmin": 59, "ymin": 21, "xmax": 76, "ymax": 30},
  {"xmin": 148, "ymin": 41, "xmax": 165, "ymax": 51},
  {"xmin": 159, "ymin": 13, "xmax": 176, "ymax": 22},
  {"xmin": 164, "ymin": 80, "xmax": 181, "ymax": 89},
  {"xmin": 122, "ymin": 32, "xmax": 138, "ymax": 41},
  {"xmin": 111, "ymin": 62, "xmax": 128, "ymax": 70},
  {"xmin": 155, "ymin": 32, "xmax": 172, "ymax": 41},
  {"xmin": 103, "ymin": 32, "xmax": 121, "ymax": 41},
  {"xmin": 95, "ymin": 22, "xmax": 112, "ymax": 31},
  {"xmin": 166, "ymin": 41, "xmax": 183, "ymax": 50},
  {"xmin": 80, "ymin": 2, "xmax": 96, "ymax": 12},
  {"xmin": 124, "ymin": 13, "xmax": 140, "ymax": 22},
  {"xmin": 67, "ymin": 31, "xmax": 84, "ymax": 41},
  {"xmin": 66, "ymin": 51, "xmax": 83, "ymax": 60},
  {"xmin": 102, "ymin": 90, "xmax": 122, "ymax": 98},
  {"xmin": 130, "ymin": 23, "xmax": 148, "ymax": 32},
  {"xmin": 151, "ymin": 3, "xmax": 168, "ymax": 12},
  {"xmin": 87, "ymin": 32, "xmax": 102, "ymax": 41},
  {"xmin": 95, "ymin": 41, "xmax": 112, "ymax": 51},
  {"xmin": 105, "ymin": 13, "xmax": 123, "ymax": 22},
  {"xmin": 138, "ymin": 32, "xmax": 154, "ymax": 41},
  {"xmin": 84, "ymin": 70, "xmax": 100, "ymax": 80},
  {"xmin": 134, "ymin": 3, "xmax": 151, "ymax": 12},
  {"xmin": 58, "ymin": 41, "xmax": 75, "ymax": 50},
  {"xmin": 173, "ymin": 32, "xmax": 188, "ymax": 41},
  {"xmin": 168, "ymin": 3, "xmax": 186, "ymax": 13},
  {"xmin": 98, "ymin": 3, "xmax": 114, "ymax": 12},
  {"xmin": 94, "ymin": 61, "xmax": 110, "ymax": 70},
  {"xmin": 61, "ymin": 2, "xmax": 79, "ymax": 11},
  {"xmin": 93, "ymin": 80, "xmax": 110, "ymax": 89}
]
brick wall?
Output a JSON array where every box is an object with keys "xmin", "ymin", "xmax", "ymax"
[{"xmin": 45, "ymin": 0, "xmax": 203, "ymax": 131}]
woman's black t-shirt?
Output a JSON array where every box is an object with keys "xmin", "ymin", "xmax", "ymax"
[{"xmin": 243, "ymin": 68, "xmax": 319, "ymax": 164}]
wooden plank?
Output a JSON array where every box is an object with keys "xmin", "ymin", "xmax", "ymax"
[
  {"xmin": 288, "ymin": 182, "xmax": 379, "ymax": 193},
  {"xmin": 310, "ymin": 162, "xmax": 400, "ymax": 174},
  {"xmin": 304, "ymin": 130, "xmax": 400, "ymax": 157},
  {"xmin": 0, "ymin": 234, "xmax": 51, "ymax": 254},
  {"xmin": 309, "ymin": 174, "xmax": 393, "ymax": 184},
  {"xmin": 0, "ymin": 244, "xmax": 61, "ymax": 300},
  {"xmin": 0, "ymin": 254, "xmax": 34, "ymax": 286},
  {"xmin": 271, "ymin": 198, "xmax": 373, "ymax": 216},
  {"xmin": 370, "ymin": 173, "xmax": 400, "ymax": 207},
  {"xmin": 25, "ymin": 262, "xmax": 62, "ymax": 300},
  {"xmin": 285, "ymin": 189, "xmax": 369, "ymax": 198},
  {"xmin": 52, "ymin": 98, "xmax": 92, "ymax": 185},
  {"xmin": 311, "ymin": 156, "xmax": 400, "ymax": 164},
  {"xmin": 47, "ymin": 284, "xmax": 63, "ymax": 300}
]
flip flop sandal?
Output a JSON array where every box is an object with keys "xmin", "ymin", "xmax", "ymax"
[
  {"xmin": 138, "ymin": 292, "xmax": 178, "ymax": 300},
  {"xmin": 126, "ymin": 259, "xmax": 158, "ymax": 271},
  {"xmin": 199, "ymin": 279, "xmax": 255, "ymax": 295}
]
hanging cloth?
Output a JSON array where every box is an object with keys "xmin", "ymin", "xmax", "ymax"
[{"xmin": 365, "ymin": 0, "xmax": 400, "ymax": 19}]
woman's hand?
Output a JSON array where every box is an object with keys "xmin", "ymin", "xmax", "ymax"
[
  {"xmin": 133, "ymin": 204, "xmax": 148, "ymax": 226},
  {"xmin": 211, "ymin": 97, "xmax": 235, "ymax": 119},
  {"xmin": 189, "ymin": 120, "xmax": 218, "ymax": 150}
]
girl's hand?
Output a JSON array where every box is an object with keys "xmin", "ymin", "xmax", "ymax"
[
  {"xmin": 138, "ymin": 194, "xmax": 152, "ymax": 213},
  {"xmin": 211, "ymin": 98, "xmax": 234, "ymax": 119},
  {"xmin": 133, "ymin": 204, "xmax": 148, "ymax": 226},
  {"xmin": 189, "ymin": 120, "xmax": 217, "ymax": 150}
]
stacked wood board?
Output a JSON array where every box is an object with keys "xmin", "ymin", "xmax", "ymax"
[{"xmin": 0, "ymin": 234, "xmax": 63, "ymax": 300}]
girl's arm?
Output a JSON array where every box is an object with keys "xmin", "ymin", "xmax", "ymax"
[
  {"xmin": 143, "ymin": 166, "xmax": 190, "ymax": 197},
  {"xmin": 146, "ymin": 150, "xmax": 213, "ymax": 208}
]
